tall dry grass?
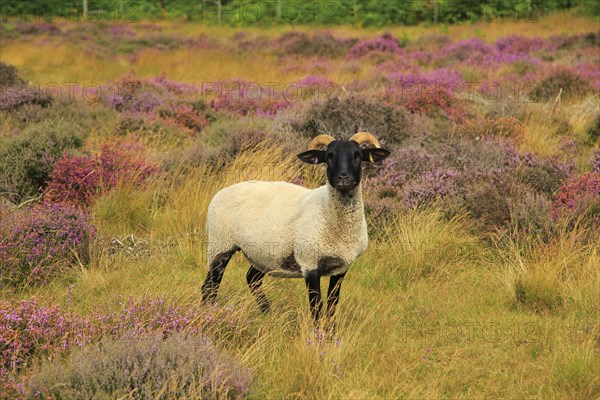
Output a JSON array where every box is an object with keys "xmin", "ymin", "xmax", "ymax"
[{"xmin": 5, "ymin": 143, "xmax": 599, "ymax": 398}]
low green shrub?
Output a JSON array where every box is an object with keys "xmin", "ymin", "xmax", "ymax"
[{"xmin": 0, "ymin": 117, "xmax": 84, "ymax": 203}]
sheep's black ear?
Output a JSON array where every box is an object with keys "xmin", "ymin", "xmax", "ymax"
[
  {"xmin": 297, "ymin": 150, "xmax": 326, "ymax": 164},
  {"xmin": 362, "ymin": 148, "xmax": 390, "ymax": 163}
]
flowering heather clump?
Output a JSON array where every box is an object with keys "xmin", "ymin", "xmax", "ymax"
[
  {"xmin": 402, "ymin": 168, "xmax": 465, "ymax": 208},
  {"xmin": 572, "ymin": 63, "xmax": 600, "ymax": 89},
  {"xmin": 384, "ymin": 69, "xmax": 466, "ymax": 121},
  {"xmin": 158, "ymin": 102, "xmax": 210, "ymax": 133},
  {"xmin": 364, "ymin": 138, "xmax": 575, "ymax": 232},
  {"xmin": 438, "ymin": 38, "xmax": 494, "ymax": 62},
  {"xmin": 348, "ymin": 32, "xmax": 402, "ymax": 59},
  {"xmin": 209, "ymin": 80, "xmax": 290, "ymax": 117},
  {"xmin": 14, "ymin": 22, "xmax": 61, "ymax": 36},
  {"xmin": 0, "ymin": 204, "xmax": 95, "ymax": 286},
  {"xmin": 592, "ymin": 150, "xmax": 600, "ymax": 174},
  {"xmin": 0, "ymin": 298, "xmax": 94, "ymax": 392},
  {"xmin": 102, "ymin": 74, "xmax": 198, "ymax": 114},
  {"xmin": 551, "ymin": 172, "xmax": 600, "ymax": 223},
  {"xmin": 127, "ymin": 90, "xmax": 164, "ymax": 113},
  {"xmin": 495, "ymin": 36, "xmax": 554, "ymax": 55},
  {"xmin": 0, "ymin": 296, "xmax": 251, "ymax": 396},
  {"xmin": 25, "ymin": 333, "xmax": 252, "ymax": 400},
  {"xmin": 0, "ymin": 88, "xmax": 53, "ymax": 111},
  {"xmin": 437, "ymin": 37, "xmax": 536, "ymax": 67},
  {"xmin": 44, "ymin": 139, "xmax": 157, "ymax": 206}
]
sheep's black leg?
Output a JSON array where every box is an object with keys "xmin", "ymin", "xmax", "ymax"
[
  {"xmin": 325, "ymin": 273, "xmax": 346, "ymax": 333},
  {"xmin": 201, "ymin": 249, "xmax": 236, "ymax": 304},
  {"xmin": 246, "ymin": 266, "xmax": 270, "ymax": 313},
  {"xmin": 304, "ymin": 269, "xmax": 322, "ymax": 321}
]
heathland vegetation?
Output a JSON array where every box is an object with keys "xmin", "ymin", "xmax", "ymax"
[{"xmin": 0, "ymin": 9, "xmax": 599, "ymax": 399}]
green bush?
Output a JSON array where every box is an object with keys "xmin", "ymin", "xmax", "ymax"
[{"xmin": 0, "ymin": 117, "xmax": 84, "ymax": 203}]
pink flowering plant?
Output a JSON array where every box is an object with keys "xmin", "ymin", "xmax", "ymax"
[
  {"xmin": 0, "ymin": 296, "xmax": 252, "ymax": 397},
  {"xmin": 0, "ymin": 204, "xmax": 95, "ymax": 287},
  {"xmin": 44, "ymin": 139, "xmax": 157, "ymax": 207},
  {"xmin": 551, "ymin": 172, "xmax": 600, "ymax": 227}
]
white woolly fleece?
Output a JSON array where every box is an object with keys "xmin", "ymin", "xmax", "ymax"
[{"xmin": 206, "ymin": 180, "xmax": 369, "ymax": 278}]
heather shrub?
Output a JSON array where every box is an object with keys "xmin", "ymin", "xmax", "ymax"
[
  {"xmin": 0, "ymin": 298, "xmax": 94, "ymax": 394},
  {"xmin": 0, "ymin": 87, "xmax": 53, "ymax": 111},
  {"xmin": 14, "ymin": 22, "xmax": 60, "ymax": 36},
  {"xmin": 0, "ymin": 62, "xmax": 25, "ymax": 90},
  {"xmin": 464, "ymin": 173, "xmax": 530, "ymax": 229},
  {"xmin": 0, "ymin": 296, "xmax": 251, "ymax": 397},
  {"xmin": 551, "ymin": 32, "xmax": 600, "ymax": 50},
  {"xmin": 529, "ymin": 70, "xmax": 594, "ymax": 101},
  {"xmin": 293, "ymin": 96, "xmax": 409, "ymax": 144},
  {"xmin": 435, "ymin": 37, "xmax": 533, "ymax": 67},
  {"xmin": 383, "ymin": 69, "xmax": 466, "ymax": 121},
  {"xmin": 44, "ymin": 139, "xmax": 158, "ymax": 207},
  {"xmin": 158, "ymin": 101, "xmax": 211, "ymax": 133},
  {"xmin": 551, "ymin": 172, "xmax": 600, "ymax": 228},
  {"xmin": 275, "ymin": 31, "xmax": 356, "ymax": 58},
  {"xmin": 495, "ymin": 36, "xmax": 554, "ymax": 55},
  {"xmin": 103, "ymin": 74, "xmax": 198, "ymax": 114},
  {"xmin": 365, "ymin": 137, "xmax": 574, "ymax": 233},
  {"xmin": 0, "ymin": 62, "xmax": 52, "ymax": 111},
  {"xmin": 208, "ymin": 80, "xmax": 290, "ymax": 117},
  {"xmin": 518, "ymin": 153, "xmax": 573, "ymax": 195},
  {"xmin": 25, "ymin": 333, "xmax": 252, "ymax": 400},
  {"xmin": 0, "ymin": 204, "xmax": 95, "ymax": 286},
  {"xmin": 438, "ymin": 38, "xmax": 494, "ymax": 64},
  {"xmin": 573, "ymin": 62, "xmax": 600, "ymax": 90},
  {"xmin": 0, "ymin": 118, "xmax": 84, "ymax": 203},
  {"xmin": 592, "ymin": 150, "xmax": 600, "ymax": 174},
  {"xmin": 348, "ymin": 32, "xmax": 402, "ymax": 59}
]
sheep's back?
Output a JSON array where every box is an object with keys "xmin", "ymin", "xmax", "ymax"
[{"xmin": 206, "ymin": 181, "xmax": 309, "ymax": 268}]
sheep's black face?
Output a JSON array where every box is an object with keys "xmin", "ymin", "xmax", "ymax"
[{"xmin": 297, "ymin": 140, "xmax": 390, "ymax": 193}]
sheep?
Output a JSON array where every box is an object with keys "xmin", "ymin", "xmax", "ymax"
[{"xmin": 201, "ymin": 132, "xmax": 390, "ymax": 325}]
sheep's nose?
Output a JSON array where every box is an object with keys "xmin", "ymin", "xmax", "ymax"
[{"xmin": 337, "ymin": 172, "xmax": 350, "ymax": 180}]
